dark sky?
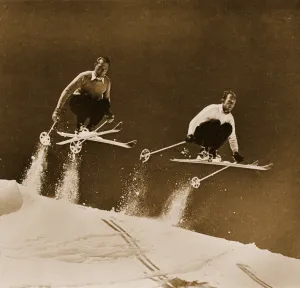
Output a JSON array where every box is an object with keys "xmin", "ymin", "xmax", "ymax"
[{"xmin": 0, "ymin": 0, "xmax": 300, "ymax": 258}]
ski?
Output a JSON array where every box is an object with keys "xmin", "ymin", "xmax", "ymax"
[
  {"xmin": 170, "ymin": 158, "xmax": 273, "ymax": 171},
  {"xmin": 55, "ymin": 121, "xmax": 136, "ymax": 153},
  {"xmin": 56, "ymin": 132, "xmax": 97, "ymax": 144},
  {"xmin": 56, "ymin": 122, "xmax": 123, "ymax": 145},
  {"xmin": 88, "ymin": 137, "xmax": 137, "ymax": 149}
]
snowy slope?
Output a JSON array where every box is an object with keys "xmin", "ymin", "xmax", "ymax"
[{"xmin": 0, "ymin": 180, "xmax": 299, "ymax": 288}]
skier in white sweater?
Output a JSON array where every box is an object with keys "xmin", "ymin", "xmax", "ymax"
[{"xmin": 186, "ymin": 90, "xmax": 244, "ymax": 163}]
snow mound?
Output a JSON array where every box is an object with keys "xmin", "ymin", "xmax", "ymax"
[
  {"xmin": 0, "ymin": 179, "xmax": 300, "ymax": 288},
  {"xmin": 0, "ymin": 179, "xmax": 23, "ymax": 216}
]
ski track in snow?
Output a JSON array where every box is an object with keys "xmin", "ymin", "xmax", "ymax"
[
  {"xmin": 101, "ymin": 219, "xmax": 169, "ymax": 286},
  {"xmin": 100, "ymin": 218, "xmax": 222, "ymax": 288},
  {"xmin": 237, "ymin": 264, "xmax": 273, "ymax": 288}
]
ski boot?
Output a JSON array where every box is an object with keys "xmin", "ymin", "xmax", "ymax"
[
  {"xmin": 208, "ymin": 148, "xmax": 222, "ymax": 162},
  {"xmin": 104, "ymin": 111, "xmax": 115, "ymax": 123},
  {"xmin": 75, "ymin": 125, "xmax": 89, "ymax": 135},
  {"xmin": 196, "ymin": 147, "xmax": 210, "ymax": 161}
]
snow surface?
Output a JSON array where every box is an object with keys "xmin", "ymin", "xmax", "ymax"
[{"xmin": 0, "ymin": 179, "xmax": 299, "ymax": 288}]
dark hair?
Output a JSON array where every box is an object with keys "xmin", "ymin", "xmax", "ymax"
[
  {"xmin": 221, "ymin": 90, "xmax": 236, "ymax": 103},
  {"xmin": 95, "ymin": 56, "xmax": 111, "ymax": 66}
]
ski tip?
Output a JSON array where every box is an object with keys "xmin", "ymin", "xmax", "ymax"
[
  {"xmin": 263, "ymin": 163, "xmax": 274, "ymax": 170},
  {"xmin": 114, "ymin": 122, "xmax": 123, "ymax": 130},
  {"xmin": 127, "ymin": 140, "xmax": 137, "ymax": 148}
]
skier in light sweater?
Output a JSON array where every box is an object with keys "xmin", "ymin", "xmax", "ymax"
[{"xmin": 186, "ymin": 90, "xmax": 244, "ymax": 163}]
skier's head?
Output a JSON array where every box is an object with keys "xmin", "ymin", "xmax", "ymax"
[
  {"xmin": 221, "ymin": 90, "xmax": 236, "ymax": 114},
  {"xmin": 94, "ymin": 56, "xmax": 110, "ymax": 77}
]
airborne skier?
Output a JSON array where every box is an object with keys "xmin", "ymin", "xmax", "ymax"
[
  {"xmin": 186, "ymin": 90, "xmax": 244, "ymax": 163},
  {"xmin": 52, "ymin": 56, "xmax": 115, "ymax": 131}
]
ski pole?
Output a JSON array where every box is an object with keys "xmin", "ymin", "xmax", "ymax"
[
  {"xmin": 140, "ymin": 141, "xmax": 186, "ymax": 163},
  {"xmin": 199, "ymin": 166, "xmax": 230, "ymax": 181},
  {"xmin": 191, "ymin": 166, "xmax": 230, "ymax": 188},
  {"xmin": 48, "ymin": 121, "xmax": 57, "ymax": 134},
  {"xmin": 39, "ymin": 121, "xmax": 58, "ymax": 146}
]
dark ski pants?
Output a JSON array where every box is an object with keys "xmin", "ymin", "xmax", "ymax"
[
  {"xmin": 194, "ymin": 120, "xmax": 232, "ymax": 150},
  {"xmin": 69, "ymin": 94, "xmax": 110, "ymax": 130}
]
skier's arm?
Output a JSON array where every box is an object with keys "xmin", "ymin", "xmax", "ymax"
[
  {"xmin": 228, "ymin": 118, "xmax": 244, "ymax": 162},
  {"xmin": 103, "ymin": 79, "xmax": 111, "ymax": 103},
  {"xmin": 55, "ymin": 73, "xmax": 86, "ymax": 110},
  {"xmin": 228, "ymin": 117, "xmax": 239, "ymax": 153},
  {"xmin": 187, "ymin": 105, "xmax": 215, "ymax": 135}
]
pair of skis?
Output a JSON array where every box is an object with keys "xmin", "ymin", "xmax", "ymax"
[
  {"xmin": 39, "ymin": 122, "xmax": 273, "ymax": 189},
  {"xmin": 139, "ymin": 141, "xmax": 273, "ymax": 188},
  {"xmin": 39, "ymin": 121, "xmax": 137, "ymax": 154}
]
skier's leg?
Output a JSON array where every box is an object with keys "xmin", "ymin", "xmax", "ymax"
[
  {"xmin": 194, "ymin": 120, "xmax": 221, "ymax": 160},
  {"xmin": 210, "ymin": 122, "xmax": 232, "ymax": 150},
  {"xmin": 207, "ymin": 122, "xmax": 232, "ymax": 161},
  {"xmin": 69, "ymin": 95, "xmax": 91, "ymax": 130},
  {"xmin": 87, "ymin": 98, "xmax": 110, "ymax": 131},
  {"xmin": 194, "ymin": 120, "xmax": 221, "ymax": 147}
]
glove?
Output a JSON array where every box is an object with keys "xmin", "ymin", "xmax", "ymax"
[
  {"xmin": 233, "ymin": 151, "xmax": 244, "ymax": 163},
  {"xmin": 185, "ymin": 134, "xmax": 195, "ymax": 143},
  {"xmin": 52, "ymin": 108, "xmax": 61, "ymax": 122},
  {"xmin": 104, "ymin": 111, "xmax": 115, "ymax": 123}
]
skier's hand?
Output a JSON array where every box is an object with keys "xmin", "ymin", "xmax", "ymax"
[
  {"xmin": 185, "ymin": 134, "xmax": 195, "ymax": 143},
  {"xmin": 104, "ymin": 111, "xmax": 115, "ymax": 123},
  {"xmin": 52, "ymin": 108, "xmax": 61, "ymax": 122},
  {"xmin": 233, "ymin": 151, "xmax": 244, "ymax": 163}
]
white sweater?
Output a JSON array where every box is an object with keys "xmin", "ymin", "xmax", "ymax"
[{"xmin": 188, "ymin": 104, "xmax": 239, "ymax": 152}]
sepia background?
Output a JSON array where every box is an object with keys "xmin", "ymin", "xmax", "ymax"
[{"xmin": 0, "ymin": 0, "xmax": 299, "ymax": 258}]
